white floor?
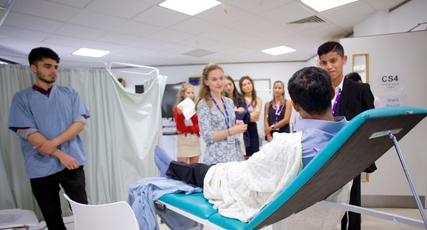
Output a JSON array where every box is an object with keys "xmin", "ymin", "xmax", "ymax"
[
  {"xmin": 26, "ymin": 208, "xmax": 426, "ymax": 230},
  {"xmin": 157, "ymin": 208, "xmax": 427, "ymax": 230}
]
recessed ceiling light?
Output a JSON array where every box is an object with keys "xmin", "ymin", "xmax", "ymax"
[
  {"xmin": 159, "ymin": 0, "xmax": 220, "ymax": 16},
  {"xmin": 262, "ymin": 46, "xmax": 295, "ymax": 56},
  {"xmin": 301, "ymin": 0, "xmax": 359, "ymax": 12},
  {"xmin": 72, "ymin": 48, "xmax": 110, "ymax": 58}
]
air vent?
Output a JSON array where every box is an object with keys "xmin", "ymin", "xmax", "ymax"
[
  {"xmin": 183, "ymin": 49, "xmax": 215, "ymax": 58},
  {"xmin": 288, "ymin": 15, "xmax": 326, "ymax": 24}
]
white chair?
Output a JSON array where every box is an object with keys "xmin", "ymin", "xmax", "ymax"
[
  {"xmin": 0, "ymin": 209, "xmax": 39, "ymax": 230},
  {"xmin": 63, "ymin": 194, "xmax": 139, "ymax": 230}
]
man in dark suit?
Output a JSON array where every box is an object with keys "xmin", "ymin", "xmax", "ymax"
[{"xmin": 317, "ymin": 41, "xmax": 376, "ymax": 230}]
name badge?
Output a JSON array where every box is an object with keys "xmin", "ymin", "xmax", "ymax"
[{"xmin": 227, "ymin": 135, "xmax": 235, "ymax": 144}]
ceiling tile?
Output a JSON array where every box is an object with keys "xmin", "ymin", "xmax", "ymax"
[
  {"xmin": 0, "ymin": 0, "xmax": 414, "ymax": 67},
  {"xmin": 43, "ymin": 35, "xmax": 91, "ymax": 48},
  {"xmin": 261, "ymin": 2, "xmax": 315, "ymax": 24},
  {"xmin": 199, "ymin": 52, "xmax": 252, "ymax": 64},
  {"xmin": 101, "ymin": 52, "xmax": 140, "ymax": 62},
  {"xmin": 364, "ymin": 0, "xmax": 406, "ymax": 11},
  {"xmin": 222, "ymin": 47, "xmax": 265, "ymax": 60},
  {"xmin": 286, "ymin": 19, "xmax": 331, "ymax": 32},
  {"xmin": 55, "ymin": 24, "xmax": 107, "ymax": 40},
  {"xmin": 85, "ymin": 0, "xmax": 151, "ymax": 19},
  {"xmin": 0, "ymin": 36, "xmax": 40, "ymax": 56},
  {"xmin": 68, "ymin": 10, "xmax": 126, "ymax": 31},
  {"xmin": 225, "ymin": 34, "xmax": 279, "ymax": 51},
  {"xmin": 227, "ymin": 16, "xmax": 275, "ymax": 33},
  {"xmin": 198, "ymin": 27, "xmax": 245, "ymax": 42},
  {"xmin": 113, "ymin": 21, "xmax": 163, "ymax": 37},
  {"xmin": 176, "ymin": 36, "xmax": 218, "ymax": 49},
  {"xmin": 333, "ymin": 15, "xmax": 371, "ymax": 33},
  {"xmin": 227, "ymin": 0, "xmax": 293, "ymax": 14},
  {"xmin": 138, "ymin": 0, "xmax": 164, "ymax": 5},
  {"xmin": 201, "ymin": 42, "xmax": 239, "ymax": 53},
  {"xmin": 157, "ymin": 44, "xmax": 194, "ymax": 54},
  {"xmin": 48, "ymin": 0, "xmax": 93, "ymax": 9},
  {"xmin": 11, "ymin": 0, "xmax": 79, "ymax": 21},
  {"xmin": 83, "ymin": 41, "xmax": 126, "ymax": 53},
  {"xmin": 250, "ymin": 25, "xmax": 296, "ymax": 40},
  {"xmin": 4, "ymin": 12, "xmax": 63, "ymax": 33},
  {"xmin": 0, "ymin": 26, "xmax": 49, "ymax": 42},
  {"xmin": 142, "ymin": 50, "xmax": 176, "ymax": 59},
  {"xmin": 195, "ymin": 5, "xmax": 252, "ymax": 26},
  {"xmin": 131, "ymin": 38, "xmax": 172, "ymax": 50},
  {"xmin": 300, "ymin": 24, "xmax": 349, "ymax": 43},
  {"xmin": 148, "ymin": 29, "xmax": 193, "ymax": 43},
  {"xmin": 133, "ymin": 6, "xmax": 189, "ymax": 27},
  {"xmin": 169, "ymin": 18, "xmax": 219, "ymax": 35},
  {"xmin": 320, "ymin": 1, "xmax": 375, "ymax": 22},
  {"xmin": 128, "ymin": 55, "xmax": 171, "ymax": 66},
  {"xmin": 37, "ymin": 44, "xmax": 82, "ymax": 58},
  {"xmin": 96, "ymin": 32, "xmax": 141, "ymax": 45},
  {"xmin": 116, "ymin": 46, "xmax": 152, "ymax": 56}
]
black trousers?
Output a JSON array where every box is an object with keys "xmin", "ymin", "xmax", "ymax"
[
  {"xmin": 30, "ymin": 166, "xmax": 88, "ymax": 230},
  {"xmin": 166, "ymin": 161, "xmax": 212, "ymax": 187},
  {"xmin": 341, "ymin": 174, "xmax": 361, "ymax": 230}
]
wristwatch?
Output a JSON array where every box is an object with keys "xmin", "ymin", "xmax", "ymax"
[{"xmin": 271, "ymin": 125, "xmax": 275, "ymax": 130}]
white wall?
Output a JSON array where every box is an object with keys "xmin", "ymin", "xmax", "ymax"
[
  {"xmin": 389, "ymin": 0, "xmax": 427, "ymax": 33},
  {"xmin": 354, "ymin": 0, "xmax": 427, "ymax": 37},
  {"xmin": 341, "ymin": 31, "xmax": 427, "ymax": 198},
  {"xmin": 157, "ymin": 62, "xmax": 306, "ymax": 90}
]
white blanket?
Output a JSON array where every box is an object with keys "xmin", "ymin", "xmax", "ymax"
[{"xmin": 203, "ymin": 132, "xmax": 303, "ymax": 222}]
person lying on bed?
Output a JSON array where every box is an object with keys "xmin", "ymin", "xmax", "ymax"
[{"xmin": 154, "ymin": 66, "xmax": 347, "ymax": 222}]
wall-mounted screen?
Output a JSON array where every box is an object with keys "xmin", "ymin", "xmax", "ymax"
[{"xmin": 161, "ymin": 82, "xmax": 184, "ymax": 118}]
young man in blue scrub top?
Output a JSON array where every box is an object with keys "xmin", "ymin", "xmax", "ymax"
[
  {"xmin": 8, "ymin": 47, "xmax": 90, "ymax": 230},
  {"xmin": 318, "ymin": 41, "xmax": 376, "ymax": 230}
]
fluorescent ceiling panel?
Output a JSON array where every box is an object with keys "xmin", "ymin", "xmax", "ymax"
[
  {"xmin": 301, "ymin": 0, "xmax": 359, "ymax": 12},
  {"xmin": 159, "ymin": 0, "xmax": 220, "ymax": 16},
  {"xmin": 262, "ymin": 46, "xmax": 295, "ymax": 56},
  {"xmin": 72, "ymin": 48, "xmax": 110, "ymax": 58}
]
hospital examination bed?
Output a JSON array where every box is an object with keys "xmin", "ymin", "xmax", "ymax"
[{"xmin": 155, "ymin": 106, "xmax": 427, "ymax": 230}]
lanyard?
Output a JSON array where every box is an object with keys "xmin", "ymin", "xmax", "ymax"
[
  {"xmin": 332, "ymin": 88, "xmax": 342, "ymax": 116},
  {"xmin": 274, "ymin": 100, "xmax": 283, "ymax": 123},
  {"xmin": 210, "ymin": 95, "xmax": 230, "ymax": 128}
]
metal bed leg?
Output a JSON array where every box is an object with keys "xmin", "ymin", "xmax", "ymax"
[{"xmin": 387, "ymin": 131, "xmax": 427, "ymax": 229}]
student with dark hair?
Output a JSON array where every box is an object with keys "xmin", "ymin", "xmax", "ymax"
[
  {"xmin": 154, "ymin": 66, "xmax": 347, "ymax": 222},
  {"xmin": 9, "ymin": 47, "xmax": 90, "ymax": 230},
  {"xmin": 318, "ymin": 41, "xmax": 375, "ymax": 230},
  {"xmin": 239, "ymin": 76, "xmax": 262, "ymax": 159},
  {"xmin": 346, "ymin": 72, "xmax": 383, "ymax": 108},
  {"xmin": 224, "ymin": 75, "xmax": 250, "ymax": 155},
  {"xmin": 345, "ymin": 72, "xmax": 362, "ymax": 82}
]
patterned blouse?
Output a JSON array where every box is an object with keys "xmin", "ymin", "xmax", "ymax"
[{"xmin": 197, "ymin": 97, "xmax": 244, "ymax": 164}]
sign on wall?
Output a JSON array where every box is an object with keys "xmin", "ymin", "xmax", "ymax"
[
  {"xmin": 376, "ymin": 73, "xmax": 404, "ymax": 91},
  {"xmin": 378, "ymin": 95, "xmax": 407, "ymax": 107}
]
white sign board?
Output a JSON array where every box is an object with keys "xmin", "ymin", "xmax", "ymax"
[
  {"xmin": 378, "ymin": 95, "xmax": 407, "ymax": 107},
  {"xmin": 376, "ymin": 73, "xmax": 404, "ymax": 91}
]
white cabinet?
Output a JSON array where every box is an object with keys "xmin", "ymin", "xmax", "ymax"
[{"xmin": 161, "ymin": 134, "xmax": 177, "ymax": 160}]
